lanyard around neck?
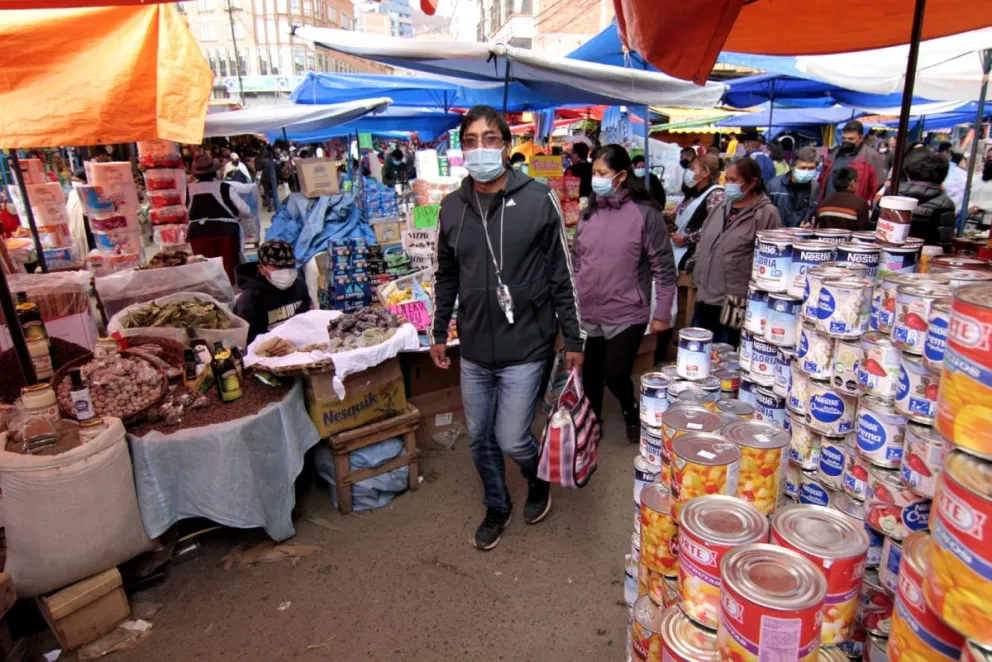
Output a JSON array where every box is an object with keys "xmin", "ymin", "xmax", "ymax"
[{"xmin": 474, "ymin": 189, "xmax": 506, "ymax": 279}]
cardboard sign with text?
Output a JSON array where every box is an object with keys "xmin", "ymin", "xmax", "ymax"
[
  {"xmin": 413, "ymin": 204, "xmax": 440, "ymax": 229},
  {"xmin": 529, "ymin": 155, "xmax": 563, "ymax": 179},
  {"xmin": 389, "ymin": 300, "xmax": 431, "ymax": 331}
]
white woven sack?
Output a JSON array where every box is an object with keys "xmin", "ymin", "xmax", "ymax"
[
  {"xmin": 0, "ymin": 418, "xmax": 155, "ymax": 597},
  {"xmin": 106, "ymin": 291, "xmax": 249, "ymax": 349}
]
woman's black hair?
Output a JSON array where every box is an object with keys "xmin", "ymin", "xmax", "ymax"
[
  {"xmin": 582, "ymin": 144, "xmax": 660, "ymax": 219},
  {"xmin": 731, "ymin": 156, "xmax": 768, "ymax": 198}
]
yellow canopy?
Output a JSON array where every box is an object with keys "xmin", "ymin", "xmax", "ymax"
[{"xmin": 0, "ymin": 4, "xmax": 213, "ymax": 148}]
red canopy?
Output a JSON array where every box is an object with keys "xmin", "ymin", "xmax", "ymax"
[{"xmin": 613, "ymin": 0, "xmax": 992, "ymax": 84}]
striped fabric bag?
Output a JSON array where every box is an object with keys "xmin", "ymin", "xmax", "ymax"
[{"xmin": 538, "ymin": 369, "xmax": 600, "ymax": 488}]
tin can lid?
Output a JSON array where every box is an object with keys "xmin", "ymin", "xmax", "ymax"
[
  {"xmin": 897, "ymin": 283, "xmax": 953, "ymax": 299},
  {"xmin": 697, "ymin": 376, "xmax": 722, "ymax": 392},
  {"xmin": 714, "ymin": 399, "xmax": 755, "ymax": 418},
  {"xmin": 659, "ymin": 605, "xmax": 719, "ymax": 662},
  {"xmin": 831, "ymin": 492, "xmax": 865, "ymax": 522},
  {"xmin": 633, "ymin": 454, "xmax": 657, "ymax": 474},
  {"xmin": 720, "ymin": 543, "xmax": 827, "ymax": 611},
  {"xmin": 944, "ymin": 449, "xmax": 992, "ymax": 501},
  {"xmin": 956, "ymin": 282, "xmax": 992, "ymax": 310},
  {"xmin": 881, "ymin": 273, "xmax": 920, "ymax": 286},
  {"xmin": 823, "ymin": 260, "xmax": 869, "ymax": 274},
  {"xmin": 640, "ymin": 482, "xmax": 671, "ymax": 513},
  {"xmin": 641, "ymin": 373, "xmax": 671, "ymax": 389},
  {"xmin": 793, "ymin": 239, "xmax": 836, "ymax": 251},
  {"xmin": 663, "ymin": 406, "xmax": 722, "ymax": 433},
  {"xmin": 905, "ymin": 421, "xmax": 944, "ymax": 447},
  {"xmin": 718, "ymin": 411, "xmax": 741, "ymax": 426},
  {"xmin": 633, "ymin": 594, "xmax": 663, "ymax": 631},
  {"xmin": 859, "ymin": 394, "xmax": 900, "ymax": 416},
  {"xmin": 931, "ymin": 299, "xmax": 953, "ymax": 313},
  {"xmin": 672, "ymin": 432, "xmax": 740, "ymax": 466},
  {"xmin": 668, "ymin": 381, "xmax": 701, "ymax": 398},
  {"xmin": 722, "ymin": 419, "xmax": 789, "ymax": 450},
  {"xmin": 901, "ymin": 530, "xmax": 929, "ymax": 578},
  {"xmin": 677, "ymin": 390, "xmax": 711, "ymax": 406},
  {"xmin": 772, "ymin": 504, "xmax": 869, "ymax": 559},
  {"xmin": 808, "ymin": 265, "xmax": 857, "ymax": 279},
  {"xmin": 819, "ymin": 645, "xmax": 850, "ymax": 662},
  {"xmin": 837, "ymin": 241, "xmax": 880, "ymax": 254},
  {"xmin": 661, "ymin": 364, "xmax": 680, "ymax": 378},
  {"xmin": 816, "ymin": 228, "xmax": 852, "ymax": 237},
  {"xmin": 930, "ymin": 255, "xmax": 991, "ymax": 269},
  {"xmin": 21, "ymin": 384, "xmax": 53, "ymax": 394},
  {"xmin": 944, "ymin": 269, "xmax": 992, "ymax": 285},
  {"xmin": 715, "ymin": 369, "xmax": 741, "ymax": 381},
  {"xmin": 862, "ymin": 567, "xmax": 882, "ymax": 591},
  {"xmin": 722, "ymin": 361, "xmax": 742, "ymax": 373},
  {"xmin": 822, "ymin": 276, "xmax": 873, "ymax": 290},
  {"xmin": 680, "ymin": 495, "xmax": 768, "ymax": 545},
  {"xmin": 681, "ymin": 327, "xmax": 715, "ymax": 342}
]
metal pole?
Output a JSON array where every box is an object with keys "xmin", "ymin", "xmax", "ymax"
[
  {"xmin": 958, "ymin": 49, "xmax": 992, "ymax": 236},
  {"xmin": 0, "ymin": 269, "xmax": 36, "ymax": 384},
  {"xmin": 643, "ymin": 104, "xmax": 650, "ymax": 172},
  {"xmin": 8, "ymin": 151, "xmax": 48, "ymax": 273},
  {"xmin": 888, "ymin": 0, "xmax": 927, "ymax": 194},
  {"xmin": 767, "ymin": 82, "xmax": 775, "ymax": 138},
  {"xmin": 227, "ymin": 0, "xmax": 245, "ymax": 106},
  {"xmin": 501, "ymin": 61, "xmax": 511, "ymax": 117}
]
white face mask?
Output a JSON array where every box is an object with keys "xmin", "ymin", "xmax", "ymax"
[{"xmin": 266, "ymin": 268, "xmax": 297, "ymax": 290}]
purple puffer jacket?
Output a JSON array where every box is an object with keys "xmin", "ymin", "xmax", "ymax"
[{"xmin": 572, "ymin": 191, "xmax": 678, "ymax": 326}]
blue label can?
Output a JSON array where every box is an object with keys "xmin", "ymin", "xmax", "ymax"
[
  {"xmin": 836, "ymin": 241, "xmax": 881, "ymax": 281},
  {"xmin": 787, "ymin": 240, "xmax": 836, "ymax": 299}
]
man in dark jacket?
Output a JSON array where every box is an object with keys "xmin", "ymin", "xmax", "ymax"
[
  {"xmin": 566, "ymin": 142, "xmax": 593, "ymax": 197},
  {"xmin": 233, "ymin": 240, "xmax": 311, "ymax": 343},
  {"xmin": 768, "ymin": 147, "xmax": 820, "ymax": 227},
  {"xmin": 819, "ymin": 120, "xmax": 887, "ymax": 202},
  {"xmin": 382, "ymin": 148, "xmax": 410, "ymax": 188},
  {"xmin": 898, "ymin": 149, "xmax": 956, "ymax": 252},
  {"xmin": 430, "ymin": 105, "xmax": 584, "ymax": 551}
]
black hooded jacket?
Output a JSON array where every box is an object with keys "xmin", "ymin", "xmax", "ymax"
[
  {"xmin": 233, "ymin": 262, "xmax": 311, "ymax": 343},
  {"xmin": 430, "ymin": 168, "xmax": 584, "ymax": 368},
  {"xmin": 897, "ymin": 180, "xmax": 956, "ymax": 252}
]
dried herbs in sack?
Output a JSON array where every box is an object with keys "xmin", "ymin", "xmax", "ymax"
[{"xmin": 107, "ymin": 292, "xmax": 249, "ymax": 349}]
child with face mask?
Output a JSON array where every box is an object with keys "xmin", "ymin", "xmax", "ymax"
[{"xmin": 233, "ymin": 240, "xmax": 311, "ymax": 343}]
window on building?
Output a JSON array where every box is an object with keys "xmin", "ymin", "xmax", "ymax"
[
  {"xmin": 177, "ymin": 1, "xmax": 188, "ymax": 12},
  {"xmin": 259, "ymin": 53, "xmax": 268, "ymax": 75},
  {"xmin": 238, "ymin": 53, "xmax": 248, "ymax": 76},
  {"xmin": 266, "ymin": 20, "xmax": 276, "ymax": 41},
  {"xmin": 270, "ymin": 48, "xmax": 281, "ymax": 74},
  {"xmin": 206, "ymin": 53, "xmax": 217, "ymax": 75},
  {"xmin": 341, "ymin": 13, "xmax": 351, "ymax": 29},
  {"xmin": 289, "ymin": 0, "xmax": 299, "ymax": 13},
  {"xmin": 233, "ymin": 21, "xmax": 245, "ymax": 38},
  {"xmin": 306, "ymin": 52, "xmax": 315, "ymax": 72},
  {"xmin": 196, "ymin": 0, "xmax": 213, "ymax": 11},
  {"xmin": 218, "ymin": 52, "xmax": 228, "ymax": 77},
  {"xmin": 327, "ymin": 4, "xmax": 336, "ymax": 22},
  {"xmin": 278, "ymin": 18, "xmax": 289, "ymax": 38},
  {"xmin": 264, "ymin": 0, "xmax": 274, "ymax": 12},
  {"xmin": 302, "ymin": 0, "xmax": 310, "ymax": 15},
  {"xmin": 518, "ymin": 0, "xmax": 532, "ymax": 13},
  {"xmin": 293, "ymin": 48, "xmax": 305, "ymax": 76},
  {"xmin": 200, "ymin": 24, "xmax": 217, "ymax": 41}
]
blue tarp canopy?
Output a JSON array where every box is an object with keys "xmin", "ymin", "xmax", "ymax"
[
  {"xmin": 722, "ymin": 73, "xmax": 938, "ymax": 111},
  {"xmin": 268, "ymin": 106, "xmax": 462, "ymax": 144},
  {"xmin": 716, "ymin": 105, "xmax": 862, "ymax": 128},
  {"xmin": 878, "ymin": 102, "xmax": 989, "ymax": 131},
  {"xmin": 566, "ymin": 22, "xmax": 654, "ymax": 70}
]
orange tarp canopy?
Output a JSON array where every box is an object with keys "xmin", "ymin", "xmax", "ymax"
[
  {"xmin": 613, "ymin": 0, "xmax": 992, "ymax": 85},
  {"xmin": 0, "ymin": 4, "xmax": 213, "ymax": 148}
]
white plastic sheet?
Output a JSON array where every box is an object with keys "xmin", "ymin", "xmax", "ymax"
[
  {"xmin": 107, "ymin": 291, "xmax": 249, "ymax": 348},
  {"xmin": 94, "ymin": 257, "xmax": 235, "ymax": 319},
  {"xmin": 0, "ymin": 270, "xmax": 98, "ymax": 351}
]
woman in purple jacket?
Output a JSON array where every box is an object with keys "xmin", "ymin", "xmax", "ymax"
[{"xmin": 572, "ymin": 145, "xmax": 678, "ymax": 442}]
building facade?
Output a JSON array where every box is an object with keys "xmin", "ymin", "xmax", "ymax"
[
  {"xmin": 356, "ymin": 0, "xmax": 414, "ymax": 38},
  {"xmin": 452, "ymin": 0, "xmax": 613, "ymax": 55},
  {"xmin": 179, "ymin": 0, "xmax": 387, "ymax": 106}
]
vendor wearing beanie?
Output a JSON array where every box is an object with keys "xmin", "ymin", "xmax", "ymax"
[{"xmin": 233, "ymin": 240, "xmax": 311, "ymax": 343}]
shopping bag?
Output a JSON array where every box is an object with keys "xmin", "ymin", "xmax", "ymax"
[
  {"xmin": 538, "ymin": 368, "xmax": 600, "ymax": 488},
  {"xmin": 541, "ymin": 349, "xmax": 570, "ymax": 412}
]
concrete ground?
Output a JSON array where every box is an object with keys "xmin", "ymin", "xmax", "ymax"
[{"xmin": 109, "ymin": 399, "xmax": 636, "ymax": 662}]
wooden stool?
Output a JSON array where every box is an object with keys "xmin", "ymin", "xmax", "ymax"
[{"xmin": 328, "ymin": 404, "xmax": 421, "ymax": 515}]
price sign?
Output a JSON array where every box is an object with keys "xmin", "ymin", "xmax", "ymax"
[
  {"xmin": 413, "ymin": 204, "xmax": 440, "ymax": 229},
  {"xmin": 389, "ymin": 300, "xmax": 431, "ymax": 331},
  {"xmin": 529, "ymin": 155, "xmax": 563, "ymax": 179},
  {"xmin": 358, "ymin": 132, "xmax": 374, "ymax": 150}
]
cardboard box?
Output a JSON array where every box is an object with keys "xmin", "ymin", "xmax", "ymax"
[
  {"xmin": 296, "ymin": 158, "xmax": 340, "ymax": 198},
  {"xmin": 305, "ymin": 358, "xmax": 406, "ymax": 437},
  {"xmin": 632, "ymin": 333, "xmax": 658, "ymax": 375},
  {"xmin": 371, "ymin": 218, "xmax": 403, "ymax": 245},
  {"xmin": 37, "ymin": 568, "xmax": 130, "ymax": 651},
  {"xmin": 405, "ymin": 350, "xmax": 461, "ymax": 397},
  {"xmin": 409, "ymin": 387, "xmax": 466, "ymax": 449}
]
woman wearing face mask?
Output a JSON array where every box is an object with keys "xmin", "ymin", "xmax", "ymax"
[
  {"xmin": 968, "ymin": 153, "xmax": 992, "ymax": 229},
  {"xmin": 768, "ymin": 147, "xmax": 820, "ymax": 227},
  {"xmin": 671, "ymin": 154, "xmax": 725, "ymax": 271},
  {"xmin": 233, "ymin": 240, "xmax": 311, "ymax": 343},
  {"xmin": 572, "ymin": 145, "xmax": 678, "ymax": 442},
  {"xmin": 691, "ymin": 157, "xmax": 782, "ymax": 346},
  {"xmin": 382, "ymin": 148, "xmax": 411, "ymax": 188},
  {"xmin": 631, "ymin": 155, "xmax": 666, "ymax": 207}
]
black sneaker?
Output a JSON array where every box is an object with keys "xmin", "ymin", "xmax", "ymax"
[
  {"xmin": 524, "ymin": 478, "xmax": 552, "ymax": 525},
  {"xmin": 474, "ymin": 508, "xmax": 512, "ymax": 551},
  {"xmin": 625, "ymin": 422, "xmax": 640, "ymax": 444}
]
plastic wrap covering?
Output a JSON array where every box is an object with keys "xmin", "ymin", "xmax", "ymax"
[
  {"xmin": 94, "ymin": 257, "xmax": 234, "ymax": 319},
  {"xmin": 0, "ymin": 270, "xmax": 97, "ymax": 351},
  {"xmin": 107, "ymin": 291, "xmax": 249, "ymax": 349}
]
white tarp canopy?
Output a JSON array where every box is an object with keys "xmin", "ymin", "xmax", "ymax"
[
  {"xmin": 796, "ymin": 28, "xmax": 992, "ymax": 101},
  {"xmin": 202, "ymin": 97, "xmax": 392, "ymax": 137},
  {"xmin": 292, "ymin": 27, "xmax": 727, "ymax": 109}
]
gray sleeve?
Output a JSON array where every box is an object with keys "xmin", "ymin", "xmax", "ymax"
[{"xmin": 641, "ymin": 206, "xmax": 678, "ymax": 323}]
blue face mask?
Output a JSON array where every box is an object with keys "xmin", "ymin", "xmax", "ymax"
[
  {"xmin": 392, "ymin": 158, "xmax": 404, "ymax": 166},
  {"xmin": 683, "ymin": 169, "xmax": 697, "ymax": 188},
  {"xmin": 633, "ymin": 167, "xmax": 646, "ymax": 178},
  {"xmin": 464, "ymin": 148, "xmax": 506, "ymax": 183},
  {"xmin": 725, "ymin": 182, "xmax": 745, "ymax": 201},
  {"xmin": 793, "ymin": 168, "xmax": 816, "ymax": 184},
  {"xmin": 591, "ymin": 174, "xmax": 618, "ymax": 197}
]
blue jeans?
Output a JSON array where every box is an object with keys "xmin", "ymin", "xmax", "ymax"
[{"xmin": 461, "ymin": 359, "xmax": 545, "ymax": 512}]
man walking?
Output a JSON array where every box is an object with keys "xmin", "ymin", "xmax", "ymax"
[
  {"xmin": 740, "ymin": 131, "xmax": 777, "ymax": 182},
  {"xmin": 768, "ymin": 147, "xmax": 820, "ymax": 227},
  {"xmin": 430, "ymin": 105, "xmax": 585, "ymax": 551},
  {"xmin": 818, "ymin": 120, "xmax": 887, "ymax": 202}
]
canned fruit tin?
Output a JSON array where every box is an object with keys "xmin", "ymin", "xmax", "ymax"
[
  {"xmin": 632, "ymin": 595, "xmax": 664, "ymax": 662},
  {"xmin": 805, "ymin": 265, "xmax": 859, "ymax": 321},
  {"xmin": 771, "ymin": 504, "xmax": 869, "ymax": 644},
  {"xmin": 677, "ymin": 328, "xmax": 714, "ymax": 380},
  {"xmin": 712, "ymin": 342, "xmax": 735, "ymax": 359},
  {"xmin": 739, "ymin": 330, "xmax": 754, "ymax": 372},
  {"xmin": 842, "ymin": 450, "xmax": 872, "ymax": 501},
  {"xmin": 896, "ymin": 355, "xmax": 939, "ymax": 424},
  {"xmin": 892, "ymin": 285, "xmax": 952, "ymax": 355},
  {"xmin": 961, "ymin": 642, "xmax": 992, "ymax": 662},
  {"xmin": 676, "ymin": 387, "xmax": 716, "ymax": 411},
  {"xmin": 774, "ymin": 348, "xmax": 794, "ymax": 399},
  {"xmin": 818, "ymin": 435, "xmax": 852, "ymax": 491},
  {"xmin": 640, "ymin": 424, "xmax": 664, "ymax": 468},
  {"xmin": 832, "ymin": 492, "xmax": 884, "ymax": 567},
  {"xmin": 678, "ymin": 495, "xmax": 768, "ymax": 629},
  {"xmin": 790, "ymin": 416, "xmax": 822, "ymax": 470},
  {"xmin": 924, "ymin": 450, "xmax": 992, "ymax": 645},
  {"xmin": 640, "ymin": 483, "xmax": 679, "ymax": 576},
  {"xmin": 866, "ymin": 466, "xmax": 931, "ymax": 541},
  {"xmin": 922, "ymin": 300, "xmax": 951, "ymax": 370},
  {"xmin": 716, "ymin": 369, "xmax": 742, "ymax": 397},
  {"xmin": 832, "ymin": 339, "xmax": 861, "ymax": 396},
  {"xmin": 661, "ymin": 406, "xmax": 722, "ymax": 468},
  {"xmin": 766, "ymin": 293, "xmax": 801, "ymax": 346},
  {"xmin": 858, "ymin": 332, "xmax": 903, "ymax": 399},
  {"xmin": 879, "ymin": 240, "xmax": 924, "ymax": 280},
  {"xmin": 659, "ymin": 604, "xmax": 719, "ymax": 662},
  {"xmin": 756, "ymin": 235, "xmax": 794, "ymax": 292},
  {"xmin": 670, "ymin": 433, "xmax": 740, "ymax": 521},
  {"xmin": 640, "ymin": 373, "xmax": 671, "ymax": 427},
  {"xmin": 935, "ymin": 284, "xmax": 992, "ymax": 457},
  {"xmin": 800, "ymin": 473, "xmax": 837, "ymax": 507},
  {"xmin": 745, "ymin": 283, "xmax": 769, "ymax": 335},
  {"xmin": 928, "ymin": 255, "xmax": 991, "ymax": 273},
  {"xmin": 790, "ymin": 241, "xmax": 837, "ymax": 299},
  {"xmin": 880, "ymin": 535, "xmax": 903, "ymax": 594},
  {"xmin": 717, "ymin": 543, "xmax": 827, "ymax": 662},
  {"xmin": 785, "ymin": 463, "xmax": 804, "ymax": 500},
  {"xmin": 634, "ymin": 455, "xmax": 658, "ymax": 506},
  {"xmin": 789, "ymin": 363, "xmax": 812, "ymax": 414},
  {"xmin": 857, "ymin": 569, "xmax": 894, "ymax": 635},
  {"xmin": 817, "ymin": 277, "xmax": 873, "ymax": 338},
  {"xmin": 753, "ymin": 386, "xmax": 787, "ymax": 428},
  {"xmin": 837, "ymin": 242, "xmax": 881, "ymax": 281},
  {"xmin": 662, "ymin": 575, "xmax": 679, "ymax": 608},
  {"xmin": 875, "ymin": 274, "xmax": 919, "ymax": 334},
  {"xmin": 889, "ymin": 531, "xmax": 964, "ymax": 662},
  {"xmin": 643, "ymin": 565, "xmax": 669, "ymax": 607},
  {"xmin": 807, "ymin": 383, "xmax": 857, "ymax": 436},
  {"xmin": 899, "ymin": 423, "xmax": 947, "ymax": 498},
  {"xmin": 856, "ymin": 396, "xmax": 908, "ymax": 468},
  {"xmin": 799, "ymin": 321, "xmax": 835, "ymax": 380},
  {"xmin": 749, "ymin": 337, "xmax": 779, "ymax": 386},
  {"xmin": 715, "ymin": 399, "xmax": 754, "ymax": 420},
  {"xmin": 723, "ymin": 420, "xmax": 789, "ymax": 513}
]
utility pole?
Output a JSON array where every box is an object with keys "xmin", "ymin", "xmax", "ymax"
[{"xmin": 227, "ymin": 0, "xmax": 245, "ymax": 106}]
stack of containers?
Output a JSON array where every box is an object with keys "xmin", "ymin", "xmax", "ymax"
[
  {"xmin": 325, "ymin": 238, "xmax": 372, "ymax": 313},
  {"xmin": 360, "ymin": 178, "xmax": 399, "ymax": 220},
  {"xmin": 138, "ymin": 140, "xmax": 189, "ymax": 252},
  {"xmin": 9, "ymin": 159, "xmax": 79, "ymax": 269},
  {"xmin": 80, "ymin": 154, "xmax": 146, "ymax": 273}
]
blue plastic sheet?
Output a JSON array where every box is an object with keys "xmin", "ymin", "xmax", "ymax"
[
  {"xmin": 314, "ymin": 438, "xmax": 409, "ymax": 512},
  {"xmin": 265, "ymin": 191, "xmax": 375, "ymax": 265}
]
